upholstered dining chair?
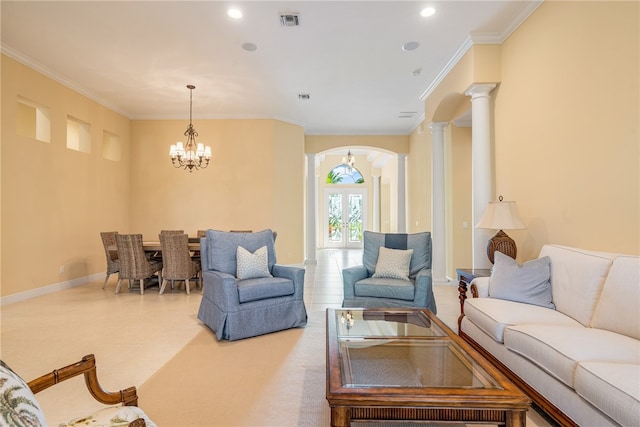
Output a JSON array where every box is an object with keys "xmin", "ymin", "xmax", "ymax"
[
  {"xmin": 198, "ymin": 229, "xmax": 307, "ymax": 340},
  {"xmin": 115, "ymin": 234, "xmax": 163, "ymax": 295},
  {"xmin": 100, "ymin": 231, "xmax": 120, "ymax": 289},
  {"xmin": 342, "ymin": 231, "xmax": 437, "ymax": 313},
  {"xmin": 159, "ymin": 233, "xmax": 202, "ymax": 295}
]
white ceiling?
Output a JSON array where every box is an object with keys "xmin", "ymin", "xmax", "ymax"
[{"xmin": 1, "ymin": 1, "xmax": 540, "ymax": 136}]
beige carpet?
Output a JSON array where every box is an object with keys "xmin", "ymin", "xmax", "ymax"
[
  {"xmin": 139, "ymin": 309, "xmax": 550, "ymax": 427},
  {"xmin": 139, "ymin": 311, "xmax": 330, "ymax": 426}
]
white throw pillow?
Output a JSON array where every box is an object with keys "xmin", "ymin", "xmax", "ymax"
[
  {"xmin": 237, "ymin": 245, "xmax": 272, "ymax": 280},
  {"xmin": 489, "ymin": 251, "xmax": 555, "ymax": 309},
  {"xmin": 372, "ymin": 247, "xmax": 413, "ymax": 281}
]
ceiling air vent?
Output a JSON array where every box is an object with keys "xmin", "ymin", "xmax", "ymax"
[
  {"xmin": 280, "ymin": 14, "xmax": 300, "ymax": 27},
  {"xmin": 298, "ymin": 93, "xmax": 310, "ymax": 100}
]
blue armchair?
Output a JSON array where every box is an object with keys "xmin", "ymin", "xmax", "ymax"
[
  {"xmin": 342, "ymin": 231, "xmax": 437, "ymax": 313},
  {"xmin": 198, "ymin": 229, "xmax": 307, "ymax": 340}
]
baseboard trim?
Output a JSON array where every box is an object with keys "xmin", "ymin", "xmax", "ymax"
[{"xmin": 0, "ymin": 272, "xmax": 104, "ymax": 306}]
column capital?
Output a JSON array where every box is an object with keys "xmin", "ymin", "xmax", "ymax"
[
  {"xmin": 465, "ymin": 83, "xmax": 497, "ymax": 100},
  {"xmin": 428, "ymin": 121, "xmax": 448, "ymax": 132}
]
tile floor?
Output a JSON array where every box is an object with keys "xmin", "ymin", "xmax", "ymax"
[{"xmin": 0, "ymin": 248, "xmax": 548, "ymax": 426}]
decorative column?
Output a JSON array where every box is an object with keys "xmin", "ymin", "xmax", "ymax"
[
  {"xmin": 465, "ymin": 83, "xmax": 496, "ymax": 269},
  {"xmin": 372, "ymin": 174, "xmax": 381, "ymax": 232},
  {"xmin": 397, "ymin": 154, "xmax": 407, "ymax": 233},
  {"xmin": 305, "ymin": 153, "xmax": 317, "ymax": 264},
  {"xmin": 429, "ymin": 122, "xmax": 449, "ymax": 283}
]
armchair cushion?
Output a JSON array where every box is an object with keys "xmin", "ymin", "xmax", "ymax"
[
  {"xmin": 237, "ymin": 245, "xmax": 272, "ymax": 280},
  {"xmin": 0, "ymin": 360, "xmax": 47, "ymax": 426},
  {"xmin": 372, "ymin": 247, "xmax": 413, "ymax": 281},
  {"xmin": 237, "ymin": 276, "xmax": 295, "ymax": 303},
  {"xmin": 206, "ymin": 229, "xmax": 276, "ymax": 275},
  {"xmin": 355, "ymin": 277, "xmax": 415, "ymax": 301},
  {"xmin": 363, "ymin": 231, "xmax": 431, "ymax": 278}
]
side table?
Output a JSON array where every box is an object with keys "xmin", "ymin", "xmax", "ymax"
[{"xmin": 456, "ymin": 268, "xmax": 491, "ymax": 330}]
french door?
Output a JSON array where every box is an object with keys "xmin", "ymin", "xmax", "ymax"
[{"xmin": 324, "ymin": 188, "xmax": 367, "ymax": 248}]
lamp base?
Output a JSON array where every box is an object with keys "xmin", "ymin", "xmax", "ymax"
[{"xmin": 487, "ymin": 230, "xmax": 517, "ymax": 264}]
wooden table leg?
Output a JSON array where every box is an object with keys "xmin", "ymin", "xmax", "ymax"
[
  {"xmin": 331, "ymin": 406, "xmax": 350, "ymax": 427},
  {"xmin": 506, "ymin": 409, "xmax": 526, "ymax": 427}
]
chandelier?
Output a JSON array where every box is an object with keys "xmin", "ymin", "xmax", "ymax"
[
  {"xmin": 342, "ymin": 150, "xmax": 355, "ymax": 171},
  {"xmin": 169, "ymin": 85, "xmax": 212, "ymax": 172}
]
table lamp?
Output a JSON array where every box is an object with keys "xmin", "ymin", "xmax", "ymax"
[{"xmin": 476, "ymin": 196, "xmax": 526, "ymax": 264}]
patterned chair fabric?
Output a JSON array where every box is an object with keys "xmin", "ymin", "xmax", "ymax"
[
  {"xmin": 100, "ymin": 231, "xmax": 120, "ymax": 289},
  {"xmin": 159, "ymin": 233, "xmax": 201, "ymax": 295},
  {"xmin": 198, "ymin": 229, "xmax": 307, "ymax": 340},
  {"xmin": 115, "ymin": 234, "xmax": 163, "ymax": 295},
  {"xmin": 342, "ymin": 231, "xmax": 437, "ymax": 313}
]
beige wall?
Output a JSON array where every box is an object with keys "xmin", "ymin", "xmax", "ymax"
[
  {"xmin": 495, "ymin": 0, "xmax": 638, "ymax": 258},
  {"xmin": 1, "ymin": 56, "xmax": 305, "ymax": 298},
  {"xmin": 421, "ymin": 0, "xmax": 639, "ymax": 273},
  {"xmin": 1, "ymin": 55, "xmax": 131, "ymax": 297},
  {"xmin": 129, "ymin": 118, "xmax": 305, "ymax": 264},
  {"xmin": 407, "ymin": 126, "xmax": 431, "ymax": 234}
]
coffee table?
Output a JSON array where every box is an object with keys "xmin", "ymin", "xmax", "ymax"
[{"xmin": 326, "ymin": 308, "xmax": 530, "ymax": 426}]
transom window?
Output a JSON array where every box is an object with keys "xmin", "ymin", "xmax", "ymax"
[{"xmin": 326, "ymin": 165, "xmax": 364, "ymax": 184}]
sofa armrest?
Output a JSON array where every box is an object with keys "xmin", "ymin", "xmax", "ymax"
[
  {"xmin": 28, "ymin": 354, "xmax": 139, "ymax": 407},
  {"xmin": 342, "ymin": 265, "xmax": 369, "ymax": 299},
  {"xmin": 470, "ymin": 277, "xmax": 490, "ymax": 298},
  {"xmin": 272, "ymin": 264, "xmax": 305, "ymax": 298}
]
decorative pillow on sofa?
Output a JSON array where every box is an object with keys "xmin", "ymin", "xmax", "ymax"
[
  {"xmin": 237, "ymin": 245, "xmax": 272, "ymax": 280},
  {"xmin": 489, "ymin": 251, "xmax": 555, "ymax": 309},
  {"xmin": 0, "ymin": 360, "xmax": 47, "ymax": 427},
  {"xmin": 372, "ymin": 247, "xmax": 413, "ymax": 281}
]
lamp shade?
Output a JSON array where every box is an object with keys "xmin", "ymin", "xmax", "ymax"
[{"xmin": 476, "ymin": 199, "xmax": 526, "ymax": 230}]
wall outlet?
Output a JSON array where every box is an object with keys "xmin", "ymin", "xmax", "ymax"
[
  {"xmin": 462, "ymin": 221, "xmax": 468, "ymax": 229},
  {"xmin": 59, "ymin": 265, "xmax": 64, "ymax": 273}
]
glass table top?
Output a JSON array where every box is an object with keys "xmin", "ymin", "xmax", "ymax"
[{"xmin": 333, "ymin": 309, "xmax": 501, "ymax": 390}]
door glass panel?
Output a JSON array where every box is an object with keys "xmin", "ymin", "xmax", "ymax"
[
  {"xmin": 328, "ymin": 193, "xmax": 343, "ymax": 242},
  {"xmin": 348, "ymin": 194, "xmax": 363, "ymax": 243}
]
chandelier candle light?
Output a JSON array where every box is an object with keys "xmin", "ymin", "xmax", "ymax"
[
  {"xmin": 476, "ymin": 196, "xmax": 526, "ymax": 264},
  {"xmin": 343, "ymin": 150, "xmax": 355, "ymax": 171},
  {"xmin": 170, "ymin": 85, "xmax": 212, "ymax": 172}
]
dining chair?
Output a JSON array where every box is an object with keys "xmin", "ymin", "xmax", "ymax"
[
  {"xmin": 115, "ymin": 234, "xmax": 163, "ymax": 295},
  {"xmin": 100, "ymin": 231, "xmax": 120, "ymax": 289},
  {"xmin": 160, "ymin": 230, "xmax": 184, "ymax": 235},
  {"xmin": 159, "ymin": 233, "xmax": 202, "ymax": 295}
]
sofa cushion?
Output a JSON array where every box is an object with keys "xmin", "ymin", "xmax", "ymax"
[
  {"xmin": 60, "ymin": 405, "xmax": 156, "ymax": 427},
  {"xmin": 237, "ymin": 276, "xmax": 294, "ymax": 303},
  {"xmin": 372, "ymin": 247, "xmax": 413, "ymax": 281},
  {"xmin": 504, "ymin": 324, "xmax": 640, "ymax": 389},
  {"xmin": 591, "ymin": 256, "xmax": 640, "ymax": 340},
  {"xmin": 206, "ymin": 229, "xmax": 276, "ymax": 275},
  {"xmin": 489, "ymin": 251, "xmax": 554, "ymax": 309},
  {"xmin": 574, "ymin": 362, "xmax": 640, "ymax": 427},
  {"xmin": 237, "ymin": 245, "xmax": 272, "ymax": 280},
  {"xmin": 355, "ymin": 278, "xmax": 415, "ymax": 301},
  {"xmin": 539, "ymin": 245, "xmax": 615, "ymax": 326},
  {"xmin": 0, "ymin": 360, "xmax": 47, "ymax": 426},
  {"xmin": 363, "ymin": 231, "xmax": 431, "ymax": 278},
  {"xmin": 464, "ymin": 297, "xmax": 582, "ymax": 343}
]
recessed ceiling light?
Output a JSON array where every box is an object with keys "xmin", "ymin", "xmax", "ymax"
[
  {"xmin": 402, "ymin": 41, "xmax": 420, "ymax": 52},
  {"xmin": 420, "ymin": 7, "xmax": 436, "ymax": 17},
  {"xmin": 227, "ymin": 8, "xmax": 243, "ymax": 19},
  {"xmin": 242, "ymin": 42, "xmax": 258, "ymax": 52}
]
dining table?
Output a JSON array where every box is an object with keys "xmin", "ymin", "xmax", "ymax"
[{"xmin": 142, "ymin": 239, "xmax": 201, "ymax": 253}]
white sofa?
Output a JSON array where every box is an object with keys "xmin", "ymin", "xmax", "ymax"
[{"xmin": 458, "ymin": 244, "xmax": 640, "ymax": 426}]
